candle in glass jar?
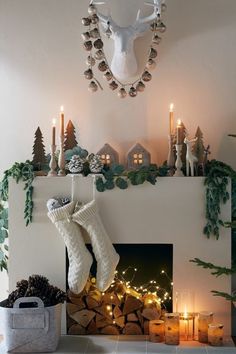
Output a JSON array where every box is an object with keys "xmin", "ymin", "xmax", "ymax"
[
  {"xmin": 198, "ymin": 311, "xmax": 213, "ymax": 343},
  {"xmin": 52, "ymin": 119, "xmax": 56, "ymax": 146},
  {"xmin": 208, "ymin": 324, "xmax": 224, "ymax": 346},
  {"xmin": 169, "ymin": 103, "xmax": 174, "ymax": 136},
  {"xmin": 149, "ymin": 320, "xmax": 165, "ymax": 343},
  {"xmin": 60, "ymin": 106, "xmax": 65, "ymax": 137},
  {"xmin": 165, "ymin": 313, "xmax": 180, "ymax": 345}
]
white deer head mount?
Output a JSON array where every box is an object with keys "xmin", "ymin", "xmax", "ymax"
[{"xmin": 91, "ymin": 0, "xmax": 166, "ymax": 82}]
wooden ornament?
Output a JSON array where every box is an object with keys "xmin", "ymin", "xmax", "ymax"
[
  {"xmin": 94, "ymin": 50, "xmax": 104, "ymax": 60},
  {"xmin": 136, "ymin": 81, "xmax": 145, "ymax": 92},
  {"xmin": 83, "ymin": 41, "xmax": 93, "ymax": 51},
  {"xmin": 129, "ymin": 87, "xmax": 137, "ymax": 98},
  {"xmin": 142, "ymin": 71, "xmax": 152, "ymax": 82},
  {"xmin": 86, "ymin": 55, "xmax": 95, "ymax": 67},
  {"xmin": 118, "ymin": 88, "xmax": 127, "ymax": 98},
  {"xmin": 82, "ymin": 17, "xmax": 91, "ymax": 26},
  {"xmin": 81, "ymin": 32, "xmax": 90, "ymax": 41},
  {"xmin": 152, "ymin": 34, "xmax": 162, "ymax": 45},
  {"xmin": 88, "ymin": 4, "xmax": 97, "ymax": 15},
  {"xmin": 98, "ymin": 61, "xmax": 108, "ymax": 72},
  {"xmin": 146, "ymin": 59, "xmax": 156, "ymax": 70},
  {"xmin": 32, "ymin": 127, "xmax": 47, "ymax": 170},
  {"xmin": 109, "ymin": 81, "xmax": 118, "ymax": 90},
  {"xmin": 94, "ymin": 39, "xmax": 104, "ymax": 50},
  {"xmin": 84, "ymin": 68, "xmax": 93, "ymax": 80},
  {"xmin": 149, "ymin": 48, "xmax": 158, "ymax": 59},
  {"xmin": 103, "ymin": 71, "xmax": 113, "ymax": 81},
  {"xmin": 90, "ymin": 28, "xmax": 100, "ymax": 39},
  {"xmin": 91, "ymin": 14, "xmax": 99, "ymax": 24},
  {"xmin": 88, "ymin": 81, "xmax": 98, "ymax": 92}
]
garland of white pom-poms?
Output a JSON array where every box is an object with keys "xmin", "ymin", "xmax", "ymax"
[{"xmin": 81, "ymin": 1, "xmax": 167, "ymax": 98}]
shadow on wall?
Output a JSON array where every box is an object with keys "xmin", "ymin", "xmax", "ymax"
[{"xmin": 166, "ymin": 0, "xmax": 236, "ymax": 45}]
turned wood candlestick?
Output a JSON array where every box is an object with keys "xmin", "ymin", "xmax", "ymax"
[
  {"xmin": 48, "ymin": 145, "xmax": 57, "ymax": 177},
  {"xmin": 174, "ymin": 144, "xmax": 184, "ymax": 177},
  {"xmin": 58, "ymin": 135, "xmax": 66, "ymax": 176}
]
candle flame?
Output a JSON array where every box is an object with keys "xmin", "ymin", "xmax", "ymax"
[
  {"xmin": 52, "ymin": 118, "xmax": 56, "ymax": 126},
  {"xmin": 177, "ymin": 119, "xmax": 182, "ymax": 126},
  {"xmin": 170, "ymin": 103, "xmax": 174, "ymax": 112},
  {"xmin": 60, "ymin": 105, "xmax": 64, "ymax": 113}
]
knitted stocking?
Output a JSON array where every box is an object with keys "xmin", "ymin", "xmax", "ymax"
[
  {"xmin": 73, "ymin": 200, "xmax": 120, "ymax": 292},
  {"xmin": 47, "ymin": 201, "xmax": 93, "ymax": 294}
]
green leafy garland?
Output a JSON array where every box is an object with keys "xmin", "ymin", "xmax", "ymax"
[
  {"xmin": 203, "ymin": 160, "xmax": 236, "ymax": 239},
  {"xmin": 0, "ymin": 161, "xmax": 35, "ymax": 226},
  {"xmin": 0, "ymin": 201, "xmax": 8, "ymax": 271}
]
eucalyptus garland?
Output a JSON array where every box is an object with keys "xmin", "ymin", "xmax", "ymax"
[
  {"xmin": 0, "ymin": 202, "xmax": 8, "ymax": 271},
  {"xmin": 0, "ymin": 161, "xmax": 35, "ymax": 227},
  {"xmin": 203, "ymin": 160, "xmax": 236, "ymax": 239}
]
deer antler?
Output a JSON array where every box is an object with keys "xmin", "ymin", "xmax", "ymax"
[
  {"xmin": 93, "ymin": 1, "xmax": 120, "ymax": 33},
  {"xmin": 134, "ymin": 0, "xmax": 161, "ymax": 26}
]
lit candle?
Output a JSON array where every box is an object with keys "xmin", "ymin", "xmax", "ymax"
[
  {"xmin": 149, "ymin": 320, "xmax": 165, "ymax": 343},
  {"xmin": 177, "ymin": 119, "xmax": 182, "ymax": 144},
  {"xmin": 169, "ymin": 103, "xmax": 174, "ymax": 136},
  {"xmin": 208, "ymin": 323, "xmax": 224, "ymax": 346},
  {"xmin": 52, "ymin": 119, "xmax": 56, "ymax": 146},
  {"xmin": 198, "ymin": 311, "xmax": 213, "ymax": 343},
  {"xmin": 165, "ymin": 313, "xmax": 180, "ymax": 345},
  {"xmin": 60, "ymin": 106, "xmax": 65, "ymax": 137}
]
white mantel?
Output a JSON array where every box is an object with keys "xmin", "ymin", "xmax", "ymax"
[{"xmin": 7, "ymin": 177, "xmax": 231, "ymax": 334}]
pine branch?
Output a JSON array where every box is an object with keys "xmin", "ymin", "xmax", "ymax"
[
  {"xmin": 190, "ymin": 258, "xmax": 236, "ymax": 277},
  {"xmin": 211, "ymin": 290, "xmax": 236, "ymax": 302}
]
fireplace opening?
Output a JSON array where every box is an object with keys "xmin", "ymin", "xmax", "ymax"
[{"xmin": 66, "ymin": 244, "xmax": 173, "ymax": 335}]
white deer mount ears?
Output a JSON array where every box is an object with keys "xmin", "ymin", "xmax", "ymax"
[{"xmin": 82, "ymin": 0, "xmax": 167, "ymax": 98}]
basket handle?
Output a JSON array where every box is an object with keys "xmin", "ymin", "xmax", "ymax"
[{"xmin": 13, "ymin": 297, "xmax": 44, "ymax": 309}]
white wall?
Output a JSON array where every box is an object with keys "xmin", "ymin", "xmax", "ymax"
[{"xmin": 0, "ymin": 0, "xmax": 236, "ymax": 173}]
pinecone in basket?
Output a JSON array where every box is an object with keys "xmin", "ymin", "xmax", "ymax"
[
  {"xmin": 5, "ymin": 274, "xmax": 66, "ymax": 308},
  {"xmin": 67, "ymin": 155, "xmax": 84, "ymax": 173},
  {"xmin": 89, "ymin": 154, "xmax": 103, "ymax": 173}
]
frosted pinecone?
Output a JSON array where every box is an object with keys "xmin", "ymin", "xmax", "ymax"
[
  {"xmin": 89, "ymin": 154, "xmax": 103, "ymax": 173},
  {"xmin": 67, "ymin": 155, "xmax": 84, "ymax": 174}
]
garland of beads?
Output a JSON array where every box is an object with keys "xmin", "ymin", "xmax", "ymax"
[{"xmin": 81, "ymin": 3, "xmax": 167, "ymax": 98}]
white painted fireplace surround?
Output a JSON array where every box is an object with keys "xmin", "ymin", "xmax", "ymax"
[{"xmin": 8, "ymin": 177, "xmax": 231, "ymax": 335}]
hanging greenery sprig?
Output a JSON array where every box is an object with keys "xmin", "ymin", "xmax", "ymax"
[
  {"xmin": 204, "ymin": 160, "xmax": 236, "ymax": 239},
  {"xmin": 0, "ymin": 202, "xmax": 8, "ymax": 271},
  {"xmin": 190, "ymin": 258, "xmax": 236, "ymax": 302},
  {"xmin": 0, "ymin": 161, "xmax": 35, "ymax": 226}
]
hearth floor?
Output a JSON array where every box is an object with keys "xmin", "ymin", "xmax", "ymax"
[{"xmin": 1, "ymin": 335, "xmax": 235, "ymax": 354}]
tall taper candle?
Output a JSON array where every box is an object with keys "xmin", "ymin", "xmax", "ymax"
[
  {"xmin": 60, "ymin": 106, "xmax": 65, "ymax": 136},
  {"xmin": 169, "ymin": 103, "xmax": 174, "ymax": 135},
  {"xmin": 177, "ymin": 119, "xmax": 182, "ymax": 145},
  {"xmin": 52, "ymin": 119, "xmax": 56, "ymax": 145}
]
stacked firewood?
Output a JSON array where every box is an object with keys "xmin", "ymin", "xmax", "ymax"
[{"xmin": 67, "ymin": 279, "xmax": 165, "ymax": 335}]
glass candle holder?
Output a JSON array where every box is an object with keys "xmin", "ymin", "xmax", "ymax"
[
  {"xmin": 208, "ymin": 324, "xmax": 224, "ymax": 346},
  {"xmin": 149, "ymin": 320, "xmax": 165, "ymax": 343},
  {"xmin": 165, "ymin": 313, "xmax": 180, "ymax": 345},
  {"xmin": 198, "ymin": 311, "xmax": 213, "ymax": 343},
  {"xmin": 180, "ymin": 313, "xmax": 194, "ymax": 341}
]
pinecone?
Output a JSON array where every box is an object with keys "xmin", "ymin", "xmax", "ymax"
[
  {"xmin": 67, "ymin": 155, "xmax": 84, "ymax": 173},
  {"xmin": 5, "ymin": 275, "xmax": 66, "ymax": 308},
  {"xmin": 89, "ymin": 154, "xmax": 103, "ymax": 173}
]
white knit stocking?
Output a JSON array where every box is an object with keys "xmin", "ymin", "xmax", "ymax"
[
  {"xmin": 73, "ymin": 200, "xmax": 120, "ymax": 292},
  {"xmin": 47, "ymin": 202, "xmax": 93, "ymax": 294}
]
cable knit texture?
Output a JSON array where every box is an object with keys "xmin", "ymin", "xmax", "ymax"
[
  {"xmin": 73, "ymin": 200, "xmax": 120, "ymax": 292},
  {"xmin": 47, "ymin": 202, "xmax": 93, "ymax": 294}
]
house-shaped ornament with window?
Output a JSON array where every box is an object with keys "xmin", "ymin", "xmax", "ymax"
[
  {"xmin": 97, "ymin": 143, "xmax": 119, "ymax": 166},
  {"xmin": 127, "ymin": 143, "xmax": 151, "ymax": 170}
]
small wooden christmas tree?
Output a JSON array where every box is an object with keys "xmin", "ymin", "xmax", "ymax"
[
  {"xmin": 193, "ymin": 127, "xmax": 205, "ymax": 164},
  {"xmin": 64, "ymin": 120, "xmax": 78, "ymax": 151},
  {"xmin": 32, "ymin": 127, "xmax": 46, "ymax": 169}
]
